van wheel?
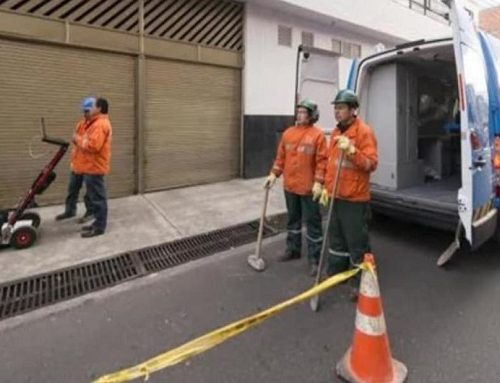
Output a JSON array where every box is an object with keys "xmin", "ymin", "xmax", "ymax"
[
  {"xmin": 10, "ymin": 226, "xmax": 37, "ymax": 249},
  {"xmin": 493, "ymin": 229, "xmax": 500, "ymax": 245},
  {"xmin": 370, "ymin": 210, "xmax": 389, "ymax": 224},
  {"xmin": 491, "ymin": 215, "xmax": 500, "ymax": 244}
]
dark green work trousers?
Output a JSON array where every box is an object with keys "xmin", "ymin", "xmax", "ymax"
[
  {"xmin": 327, "ymin": 199, "xmax": 371, "ymax": 286},
  {"xmin": 285, "ymin": 191, "xmax": 323, "ymax": 265}
]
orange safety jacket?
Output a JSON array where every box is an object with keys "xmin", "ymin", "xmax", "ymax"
[
  {"xmin": 271, "ymin": 124, "xmax": 328, "ymax": 196},
  {"xmin": 71, "ymin": 114, "xmax": 112, "ymax": 175},
  {"xmin": 325, "ymin": 117, "xmax": 378, "ymax": 202}
]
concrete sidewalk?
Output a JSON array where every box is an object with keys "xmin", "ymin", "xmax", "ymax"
[{"xmin": 0, "ymin": 178, "xmax": 286, "ymax": 284}]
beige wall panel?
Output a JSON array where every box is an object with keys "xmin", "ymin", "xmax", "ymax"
[
  {"xmin": 0, "ymin": 11, "xmax": 65, "ymax": 42},
  {"xmin": 69, "ymin": 24, "xmax": 139, "ymax": 53},
  {"xmin": 0, "ymin": 39, "xmax": 136, "ymax": 207},
  {"xmin": 145, "ymin": 59, "xmax": 241, "ymax": 190}
]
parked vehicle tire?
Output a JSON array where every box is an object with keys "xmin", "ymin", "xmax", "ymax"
[{"xmin": 493, "ymin": 215, "xmax": 500, "ymax": 244}]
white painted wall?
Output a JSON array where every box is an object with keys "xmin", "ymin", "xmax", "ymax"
[
  {"xmin": 244, "ymin": 3, "xmax": 392, "ymax": 116},
  {"xmin": 263, "ymin": 0, "xmax": 452, "ymax": 41}
]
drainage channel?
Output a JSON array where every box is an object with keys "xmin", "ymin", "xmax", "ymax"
[{"xmin": 0, "ymin": 214, "xmax": 287, "ymax": 321}]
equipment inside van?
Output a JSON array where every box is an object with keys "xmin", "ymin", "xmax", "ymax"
[{"xmin": 358, "ymin": 40, "xmax": 461, "ymax": 231}]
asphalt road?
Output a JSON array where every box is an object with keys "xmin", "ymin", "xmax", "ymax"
[{"xmin": 1, "ymin": 217, "xmax": 500, "ymax": 383}]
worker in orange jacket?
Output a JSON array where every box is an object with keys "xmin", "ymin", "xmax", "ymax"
[
  {"xmin": 71, "ymin": 97, "xmax": 112, "ymax": 238},
  {"xmin": 265, "ymin": 99, "xmax": 328, "ymax": 276},
  {"xmin": 55, "ymin": 97, "xmax": 95, "ymax": 224},
  {"xmin": 319, "ymin": 89, "xmax": 378, "ymax": 300}
]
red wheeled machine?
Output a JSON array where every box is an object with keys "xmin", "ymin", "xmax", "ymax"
[{"xmin": 1, "ymin": 118, "xmax": 69, "ymax": 249}]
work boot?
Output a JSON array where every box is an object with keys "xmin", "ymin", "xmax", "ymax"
[
  {"xmin": 77, "ymin": 212, "xmax": 94, "ymax": 224},
  {"xmin": 81, "ymin": 228, "xmax": 104, "ymax": 238},
  {"xmin": 278, "ymin": 250, "xmax": 301, "ymax": 262},
  {"xmin": 81, "ymin": 224, "xmax": 93, "ymax": 231},
  {"xmin": 55, "ymin": 212, "xmax": 75, "ymax": 221},
  {"xmin": 309, "ymin": 263, "xmax": 319, "ymax": 277}
]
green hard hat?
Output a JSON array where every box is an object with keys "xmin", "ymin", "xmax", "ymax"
[
  {"xmin": 332, "ymin": 89, "xmax": 359, "ymax": 108},
  {"xmin": 297, "ymin": 98, "xmax": 319, "ymax": 123}
]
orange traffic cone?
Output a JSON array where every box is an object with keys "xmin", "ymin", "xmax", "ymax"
[{"xmin": 336, "ymin": 254, "xmax": 408, "ymax": 383}]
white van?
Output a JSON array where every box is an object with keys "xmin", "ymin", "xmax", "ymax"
[{"xmin": 300, "ymin": 0, "xmax": 500, "ymax": 264}]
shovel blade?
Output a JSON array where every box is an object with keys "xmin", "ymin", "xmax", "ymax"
[
  {"xmin": 437, "ymin": 240, "xmax": 459, "ymax": 267},
  {"xmin": 247, "ymin": 254, "xmax": 266, "ymax": 272},
  {"xmin": 310, "ymin": 295, "xmax": 320, "ymax": 312}
]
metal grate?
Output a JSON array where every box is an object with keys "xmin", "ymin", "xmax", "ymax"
[
  {"xmin": 144, "ymin": 0, "xmax": 243, "ymax": 51},
  {"xmin": 0, "ymin": 216, "xmax": 285, "ymax": 320},
  {"xmin": 0, "ymin": 0, "xmax": 244, "ymax": 51},
  {"xmin": 139, "ymin": 222, "xmax": 272, "ymax": 272},
  {"xmin": 0, "ymin": 253, "xmax": 138, "ymax": 319}
]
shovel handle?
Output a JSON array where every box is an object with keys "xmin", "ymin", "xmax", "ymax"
[
  {"xmin": 313, "ymin": 151, "xmax": 345, "ymax": 287},
  {"xmin": 255, "ymin": 187, "xmax": 270, "ymax": 259}
]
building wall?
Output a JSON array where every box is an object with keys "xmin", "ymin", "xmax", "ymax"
[
  {"xmin": 282, "ymin": 0, "xmax": 451, "ymax": 41},
  {"xmin": 480, "ymin": 6, "xmax": 500, "ymax": 39},
  {"xmin": 0, "ymin": 1, "xmax": 244, "ymax": 206},
  {"xmin": 242, "ymin": 0, "xmax": 450, "ymax": 178},
  {"xmin": 244, "ymin": 4, "xmax": 387, "ymax": 116}
]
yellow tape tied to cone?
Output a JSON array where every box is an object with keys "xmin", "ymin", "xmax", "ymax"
[{"xmin": 93, "ymin": 263, "xmax": 368, "ymax": 383}]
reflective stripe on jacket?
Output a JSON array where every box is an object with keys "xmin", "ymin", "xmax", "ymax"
[
  {"xmin": 325, "ymin": 118, "xmax": 377, "ymax": 202},
  {"xmin": 272, "ymin": 125, "xmax": 327, "ymax": 196}
]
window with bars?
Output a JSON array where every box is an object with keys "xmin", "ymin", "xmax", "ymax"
[
  {"xmin": 301, "ymin": 31, "xmax": 314, "ymax": 47},
  {"xmin": 332, "ymin": 38, "xmax": 342, "ymax": 54},
  {"xmin": 341, "ymin": 41, "xmax": 352, "ymax": 58},
  {"xmin": 278, "ymin": 25, "xmax": 292, "ymax": 47},
  {"xmin": 340, "ymin": 41, "xmax": 362, "ymax": 59},
  {"xmin": 351, "ymin": 43, "xmax": 362, "ymax": 58}
]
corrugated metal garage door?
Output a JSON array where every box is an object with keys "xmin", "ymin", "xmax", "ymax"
[
  {"xmin": 0, "ymin": 38, "xmax": 135, "ymax": 207},
  {"xmin": 145, "ymin": 59, "xmax": 240, "ymax": 191}
]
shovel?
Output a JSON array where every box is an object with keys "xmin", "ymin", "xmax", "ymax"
[
  {"xmin": 310, "ymin": 151, "xmax": 345, "ymax": 312},
  {"xmin": 437, "ymin": 221, "xmax": 462, "ymax": 266},
  {"xmin": 247, "ymin": 186, "xmax": 271, "ymax": 272}
]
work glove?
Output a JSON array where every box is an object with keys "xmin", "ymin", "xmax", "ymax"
[
  {"xmin": 312, "ymin": 182, "xmax": 323, "ymax": 201},
  {"xmin": 264, "ymin": 173, "xmax": 277, "ymax": 189},
  {"xmin": 319, "ymin": 189, "xmax": 330, "ymax": 207},
  {"xmin": 335, "ymin": 135, "xmax": 356, "ymax": 155}
]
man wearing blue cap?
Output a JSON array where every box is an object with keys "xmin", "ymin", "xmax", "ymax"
[{"xmin": 55, "ymin": 97, "xmax": 95, "ymax": 223}]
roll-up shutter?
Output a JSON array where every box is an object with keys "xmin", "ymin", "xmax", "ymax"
[
  {"xmin": 144, "ymin": 58, "xmax": 240, "ymax": 190},
  {"xmin": 0, "ymin": 38, "xmax": 135, "ymax": 207}
]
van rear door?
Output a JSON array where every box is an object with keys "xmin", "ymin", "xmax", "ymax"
[
  {"xmin": 346, "ymin": 58, "xmax": 359, "ymax": 90},
  {"xmin": 480, "ymin": 33, "xmax": 500, "ymax": 211},
  {"xmin": 450, "ymin": 0, "xmax": 497, "ymax": 249}
]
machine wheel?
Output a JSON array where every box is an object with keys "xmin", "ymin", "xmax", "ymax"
[
  {"xmin": 10, "ymin": 226, "xmax": 37, "ymax": 249},
  {"xmin": 19, "ymin": 212, "xmax": 41, "ymax": 228}
]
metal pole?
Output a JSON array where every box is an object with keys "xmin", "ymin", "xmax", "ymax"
[
  {"xmin": 293, "ymin": 45, "xmax": 303, "ymax": 123},
  {"xmin": 136, "ymin": 0, "xmax": 146, "ymax": 194},
  {"xmin": 240, "ymin": 3, "xmax": 247, "ymax": 178},
  {"xmin": 310, "ymin": 151, "xmax": 345, "ymax": 312}
]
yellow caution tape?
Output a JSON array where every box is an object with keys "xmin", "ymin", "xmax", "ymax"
[{"xmin": 92, "ymin": 263, "xmax": 367, "ymax": 383}]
